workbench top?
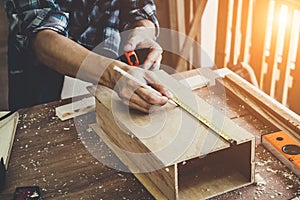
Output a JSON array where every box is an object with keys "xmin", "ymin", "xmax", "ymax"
[{"xmin": 0, "ymin": 73, "xmax": 299, "ymax": 199}]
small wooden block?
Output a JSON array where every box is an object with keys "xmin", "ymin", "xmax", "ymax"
[
  {"xmin": 179, "ymin": 75, "xmax": 209, "ymax": 90},
  {"xmin": 55, "ymin": 97, "xmax": 95, "ymax": 121}
]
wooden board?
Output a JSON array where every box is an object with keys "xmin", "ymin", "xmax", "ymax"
[
  {"xmin": 55, "ymin": 97, "xmax": 95, "ymax": 121},
  {"xmin": 219, "ymin": 68, "xmax": 300, "ymax": 139}
]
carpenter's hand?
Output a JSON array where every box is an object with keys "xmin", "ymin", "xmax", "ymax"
[
  {"xmin": 114, "ymin": 67, "xmax": 172, "ymax": 113},
  {"xmin": 124, "ymin": 27, "xmax": 162, "ymax": 70}
]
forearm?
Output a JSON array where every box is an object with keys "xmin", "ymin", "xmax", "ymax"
[{"xmin": 32, "ymin": 29, "xmax": 128, "ymax": 88}]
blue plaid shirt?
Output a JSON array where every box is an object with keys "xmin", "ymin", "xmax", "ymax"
[
  {"xmin": 5, "ymin": 0, "xmax": 159, "ymax": 110},
  {"xmin": 5, "ymin": 0, "xmax": 159, "ymax": 56}
]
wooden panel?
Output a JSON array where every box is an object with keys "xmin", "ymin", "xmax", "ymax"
[
  {"xmin": 220, "ymin": 68, "xmax": 300, "ymax": 139},
  {"xmin": 193, "ymin": 0, "xmax": 201, "ymax": 70},
  {"xmin": 274, "ymin": 7, "xmax": 294, "ymax": 104},
  {"xmin": 288, "ymin": 27, "xmax": 300, "ymax": 115},
  {"xmin": 166, "ymin": 0, "xmax": 188, "ymax": 71},
  {"xmin": 215, "ymin": 0, "xmax": 232, "ymax": 68},
  {"xmin": 155, "ymin": 0, "xmax": 170, "ymax": 29},
  {"xmin": 239, "ymin": 0, "xmax": 254, "ymax": 63},
  {"xmin": 229, "ymin": 0, "xmax": 242, "ymax": 66},
  {"xmin": 262, "ymin": 3, "xmax": 281, "ymax": 96},
  {"xmin": 168, "ymin": 0, "xmax": 186, "ymax": 44},
  {"xmin": 176, "ymin": 0, "xmax": 208, "ymax": 71},
  {"xmin": 249, "ymin": 0, "xmax": 271, "ymax": 87}
]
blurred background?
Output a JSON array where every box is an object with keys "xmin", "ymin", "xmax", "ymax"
[{"xmin": 1, "ymin": 0, "xmax": 299, "ymax": 115}]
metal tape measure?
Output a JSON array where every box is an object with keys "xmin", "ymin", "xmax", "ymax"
[{"xmin": 172, "ymin": 95, "xmax": 237, "ymax": 146}]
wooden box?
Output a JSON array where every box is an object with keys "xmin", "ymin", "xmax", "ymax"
[{"xmin": 90, "ymin": 70, "xmax": 255, "ymax": 199}]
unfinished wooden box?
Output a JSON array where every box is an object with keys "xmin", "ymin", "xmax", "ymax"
[{"xmin": 90, "ymin": 70, "xmax": 255, "ymax": 200}]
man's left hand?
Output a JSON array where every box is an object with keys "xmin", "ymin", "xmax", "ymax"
[{"xmin": 124, "ymin": 27, "xmax": 162, "ymax": 70}]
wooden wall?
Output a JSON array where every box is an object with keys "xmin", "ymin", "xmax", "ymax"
[
  {"xmin": 156, "ymin": 0, "xmax": 300, "ymax": 115},
  {"xmin": 214, "ymin": 0, "xmax": 300, "ymax": 115},
  {"xmin": 156, "ymin": 0, "xmax": 207, "ymax": 72}
]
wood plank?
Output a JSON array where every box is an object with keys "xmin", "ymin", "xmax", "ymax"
[
  {"xmin": 263, "ymin": 3, "xmax": 281, "ymax": 96},
  {"xmin": 166, "ymin": 0, "xmax": 188, "ymax": 70},
  {"xmin": 220, "ymin": 68, "xmax": 300, "ymax": 139},
  {"xmin": 275, "ymin": 7, "xmax": 294, "ymax": 105},
  {"xmin": 184, "ymin": 0, "xmax": 193, "ymax": 71},
  {"xmin": 176, "ymin": 0, "xmax": 208, "ymax": 71},
  {"xmin": 229, "ymin": 0, "xmax": 242, "ymax": 66},
  {"xmin": 240, "ymin": 0, "xmax": 254, "ymax": 63},
  {"xmin": 215, "ymin": 0, "xmax": 232, "ymax": 68},
  {"xmin": 249, "ymin": 0, "xmax": 271, "ymax": 87},
  {"xmin": 192, "ymin": 0, "xmax": 202, "ymax": 69},
  {"xmin": 288, "ymin": 21, "xmax": 300, "ymax": 115}
]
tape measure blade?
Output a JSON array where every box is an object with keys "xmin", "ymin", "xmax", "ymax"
[
  {"xmin": 172, "ymin": 95, "xmax": 236, "ymax": 145},
  {"xmin": 154, "ymin": 70, "xmax": 236, "ymax": 145}
]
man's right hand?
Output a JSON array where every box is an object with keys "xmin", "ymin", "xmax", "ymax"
[{"xmin": 110, "ymin": 65, "xmax": 172, "ymax": 113}]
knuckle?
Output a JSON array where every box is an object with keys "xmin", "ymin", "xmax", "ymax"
[
  {"xmin": 144, "ymin": 104, "xmax": 152, "ymax": 112},
  {"xmin": 146, "ymin": 95, "xmax": 157, "ymax": 103}
]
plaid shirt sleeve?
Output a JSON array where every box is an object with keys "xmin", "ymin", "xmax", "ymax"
[
  {"xmin": 5, "ymin": 0, "xmax": 69, "ymax": 51},
  {"xmin": 119, "ymin": 0, "xmax": 160, "ymax": 38}
]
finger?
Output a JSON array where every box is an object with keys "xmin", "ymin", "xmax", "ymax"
[
  {"xmin": 118, "ymin": 83, "xmax": 153, "ymax": 110},
  {"xmin": 144, "ymin": 72, "xmax": 173, "ymax": 99},
  {"xmin": 142, "ymin": 47, "xmax": 163, "ymax": 69},
  {"xmin": 124, "ymin": 36, "xmax": 140, "ymax": 52},
  {"xmin": 150, "ymin": 54, "xmax": 162, "ymax": 70},
  {"xmin": 136, "ymin": 86, "xmax": 168, "ymax": 105},
  {"xmin": 122, "ymin": 99, "xmax": 150, "ymax": 113},
  {"xmin": 149, "ymin": 82, "xmax": 173, "ymax": 99}
]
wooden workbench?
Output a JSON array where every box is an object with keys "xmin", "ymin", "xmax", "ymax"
[{"xmin": 0, "ymin": 71, "xmax": 299, "ymax": 199}]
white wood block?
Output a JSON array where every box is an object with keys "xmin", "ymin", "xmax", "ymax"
[{"xmin": 55, "ymin": 97, "xmax": 95, "ymax": 121}]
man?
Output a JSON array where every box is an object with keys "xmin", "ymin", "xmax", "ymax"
[{"xmin": 5, "ymin": 0, "xmax": 172, "ymax": 113}]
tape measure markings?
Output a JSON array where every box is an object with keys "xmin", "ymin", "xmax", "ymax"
[{"xmin": 172, "ymin": 95, "xmax": 237, "ymax": 146}]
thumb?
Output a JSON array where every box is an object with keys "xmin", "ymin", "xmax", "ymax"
[{"xmin": 124, "ymin": 36, "xmax": 139, "ymax": 52}]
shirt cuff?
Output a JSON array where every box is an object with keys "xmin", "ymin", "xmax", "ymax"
[{"xmin": 122, "ymin": 4, "xmax": 160, "ymax": 40}]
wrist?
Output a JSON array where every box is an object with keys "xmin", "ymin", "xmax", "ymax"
[
  {"xmin": 130, "ymin": 20, "xmax": 157, "ymax": 40},
  {"xmin": 104, "ymin": 60, "xmax": 131, "ymax": 89}
]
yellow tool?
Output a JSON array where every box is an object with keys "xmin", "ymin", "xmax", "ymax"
[
  {"xmin": 262, "ymin": 131, "xmax": 300, "ymax": 171},
  {"xmin": 172, "ymin": 95, "xmax": 237, "ymax": 145}
]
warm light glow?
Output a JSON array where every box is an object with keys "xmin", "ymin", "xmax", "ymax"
[
  {"xmin": 278, "ymin": 5, "xmax": 289, "ymax": 29},
  {"xmin": 265, "ymin": 2, "xmax": 290, "ymax": 62}
]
